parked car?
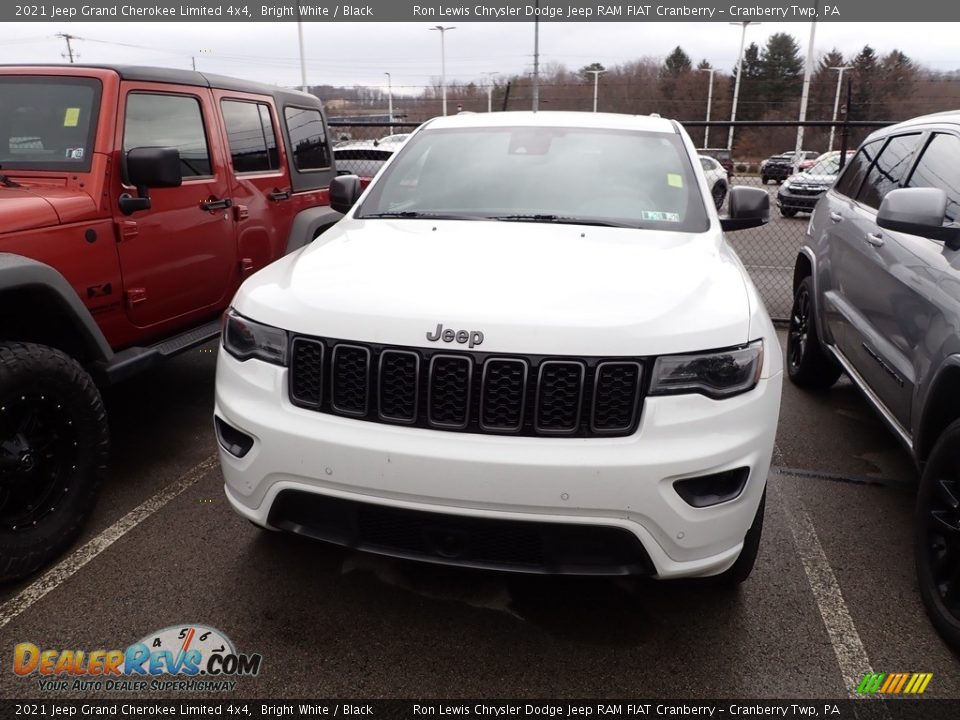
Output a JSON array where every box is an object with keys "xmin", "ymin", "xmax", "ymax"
[
  {"xmin": 699, "ymin": 154, "xmax": 729, "ymax": 209},
  {"xmin": 761, "ymin": 150, "xmax": 818, "ymax": 184},
  {"xmin": 788, "ymin": 112, "xmax": 960, "ymax": 650},
  {"xmin": 776, "ymin": 151, "xmax": 854, "ymax": 217},
  {"xmin": 699, "ymin": 147, "xmax": 735, "ymax": 176},
  {"xmin": 0, "ymin": 64, "xmax": 342, "ymax": 581},
  {"xmin": 333, "ymin": 140, "xmax": 397, "ymax": 178},
  {"xmin": 216, "ymin": 111, "xmax": 783, "ymax": 585}
]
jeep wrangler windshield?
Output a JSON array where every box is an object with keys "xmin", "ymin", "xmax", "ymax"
[{"xmin": 0, "ymin": 76, "xmax": 101, "ymax": 172}]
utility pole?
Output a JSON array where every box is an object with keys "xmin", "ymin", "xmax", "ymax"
[
  {"xmin": 793, "ymin": 9, "xmax": 819, "ymax": 175},
  {"xmin": 481, "ymin": 72, "xmax": 499, "ymax": 112},
  {"xmin": 57, "ymin": 33, "xmax": 78, "ymax": 63},
  {"xmin": 430, "ymin": 26, "xmax": 456, "ymax": 116},
  {"xmin": 727, "ymin": 21, "xmax": 758, "ymax": 152},
  {"xmin": 384, "ymin": 72, "xmax": 393, "ymax": 131},
  {"xmin": 532, "ymin": 0, "xmax": 540, "ymax": 111},
  {"xmin": 584, "ymin": 69, "xmax": 606, "ymax": 113},
  {"xmin": 838, "ymin": 77, "xmax": 852, "ymax": 171},
  {"xmin": 827, "ymin": 65, "xmax": 853, "ymax": 152},
  {"xmin": 698, "ymin": 67, "xmax": 716, "ymax": 148},
  {"xmin": 296, "ymin": 7, "xmax": 308, "ymax": 92}
]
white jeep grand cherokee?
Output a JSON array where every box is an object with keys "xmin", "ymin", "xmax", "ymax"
[{"xmin": 215, "ymin": 111, "xmax": 783, "ymax": 583}]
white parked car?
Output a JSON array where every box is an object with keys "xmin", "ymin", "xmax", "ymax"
[
  {"xmin": 215, "ymin": 111, "xmax": 783, "ymax": 583},
  {"xmin": 698, "ymin": 154, "xmax": 729, "ymax": 210}
]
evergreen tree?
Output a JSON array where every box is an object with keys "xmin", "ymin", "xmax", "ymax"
[
  {"xmin": 759, "ymin": 33, "xmax": 804, "ymax": 110},
  {"xmin": 663, "ymin": 47, "xmax": 692, "ymax": 76},
  {"xmin": 851, "ymin": 45, "xmax": 880, "ymax": 120}
]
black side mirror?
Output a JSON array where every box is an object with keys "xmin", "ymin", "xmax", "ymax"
[
  {"xmin": 119, "ymin": 146, "xmax": 182, "ymax": 216},
  {"xmin": 330, "ymin": 174, "xmax": 362, "ymax": 215},
  {"xmin": 877, "ymin": 187, "xmax": 960, "ymax": 250},
  {"xmin": 721, "ymin": 186, "xmax": 770, "ymax": 231}
]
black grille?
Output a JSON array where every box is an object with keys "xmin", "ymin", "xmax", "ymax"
[
  {"xmin": 592, "ymin": 362, "xmax": 643, "ymax": 433},
  {"xmin": 288, "ymin": 336, "xmax": 647, "ymax": 438},
  {"xmin": 331, "ymin": 345, "xmax": 370, "ymax": 415}
]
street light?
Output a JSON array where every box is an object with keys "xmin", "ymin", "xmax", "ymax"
[
  {"xmin": 728, "ymin": 21, "xmax": 759, "ymax": 152},
  {"xmin": 295, "ymin": 8, "xmax": 308, "ymax": 92},
  {"xmin": 430, "ymin": 25, "xmax": 456, "ymax": 116},
  {"xmin": 584, "ymin": 69, "xmax": 606, "ymax": 113},
  {"xmin": 384, "ymin": 72, "xmax": 393, "ymax": 132},
  {"xmin": 793, "ymin": 9, "xmax": 820, "ymax": 174},
  {"xmin": 827, "ymin": 66, "xmax": 853, "ymax": 152},
  {"xmin": 481, "ymin": 71, "xmax": 499, "ymax": 113},
  {"xmin": 698, "ymin": 67, "xmax": 716, "ymax": 148}
]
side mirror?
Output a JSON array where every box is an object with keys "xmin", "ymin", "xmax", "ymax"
[
  {"xmin": 119, "ymin": 146, "xmax": 182, "ymax": 216},
  {"xmin": 330, "ymin": 174, "xmax": 362, "ymax": 214},
  {"xmin": 721, "ymin": 186, "xmax": 770, "ymax": 232},
  {"xmin": 877, "ymin": 188, "xmax": 960, "ymax": 250}
]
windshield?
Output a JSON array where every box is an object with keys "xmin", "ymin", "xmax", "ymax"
[
  {"xmin": 357, "ymin": 125, "xmax": 709, "ymax": 232},
  {"xmin": 0, "ymin": 76, "xmax": 101, "ymax": 172},
  {"xmin": 808, "ymin": 155, "xmax": 842, "ymax": 176}
]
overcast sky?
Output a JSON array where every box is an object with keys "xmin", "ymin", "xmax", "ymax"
[{"xmin": 1, "ymin": 22, "xmax": 958, "ymax": 92}]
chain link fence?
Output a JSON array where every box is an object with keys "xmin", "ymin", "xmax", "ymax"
[{"xmin": 327, "ymin": 120, "xmax": 892, "ymax": 321}]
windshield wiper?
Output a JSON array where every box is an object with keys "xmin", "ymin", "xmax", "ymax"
[
  {"xmin": 360, "ymin": 210, "xmax": 483, "ymax": 220},
  {"xmin": 0, "ymin": 165, "xmax": 21, "ymax": 188},
  {"xmin": 490, "ymin": 214, "xmax": 639, "ymax": 228}
]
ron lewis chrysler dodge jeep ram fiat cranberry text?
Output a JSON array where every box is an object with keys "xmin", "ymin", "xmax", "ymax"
[{"xmin": 215, "ymin": 111, "xmax": 784, "ymax": 582}]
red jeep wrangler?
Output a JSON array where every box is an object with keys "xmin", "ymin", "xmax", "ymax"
[{"xmin": 0, "ymin": 65, "xmax": 342, "ymax": 580}]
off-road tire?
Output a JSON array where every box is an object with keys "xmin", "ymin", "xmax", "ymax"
[
  {"xmin": 0, "ymin": 342, "xmax": 109, "ymax": 582},
  {"xmin": 780, "ymin": 207, "xmax": 798, "ymax": 218},
  {"xmin": 787, "ymin": 276, "xmax": 842, "ymax": 390}
]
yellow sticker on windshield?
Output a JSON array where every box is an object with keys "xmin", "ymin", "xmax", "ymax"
[
  {"xmin": 667, "ymin": 173, "xmax": 683, "ymax": 188},
  {"xmin": 64, "ymin": 108, "xmax": 80, "ymax": 127}
]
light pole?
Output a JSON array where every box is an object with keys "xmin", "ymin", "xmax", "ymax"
[
  {"xmin": 430, "ymin": 25, "xmax": 456, "ymax": 116},
  {"xmin": 793, "ymin": 10, "xmax": 819, "ymax": 174},
  {"xmin": 699, "ymin": 67, "xmax": 716, "ymax": 148},
  {"xmin": 728, "ymin": 21, "xmax": 759, "ymax": 152},
  {"xmin": 584, "ymin": 69, "xmax": 606, "ymax": 113},
  {"xmin": 828, "ymin": 66, "xmax": 853, "ymax": 152},
  {"xmin": 481, "ymin": 71, "xmax": 499, "ymax": 112},
  {"xmin": 384, "ymin": 72, "xmax": 393, "ymax": 132},
  {"xmin": 532, "ymin": 1, "xmax": 540, "ymax": 111},
  {"xmin": 296, "ymin": 9, "xmax": 308, "ymax": 92}
]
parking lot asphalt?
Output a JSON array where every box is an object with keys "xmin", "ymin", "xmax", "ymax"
[{"xmin": 0, "ymin": 331, "xmax": 957, "ymax": 701}]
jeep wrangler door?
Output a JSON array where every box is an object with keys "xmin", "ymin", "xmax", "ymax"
[{"xmin": 114, "ymin": 85, "xmax": 237, "ymax": 329}]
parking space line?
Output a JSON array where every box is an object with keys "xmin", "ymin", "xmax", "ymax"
[
  {"xmin": 0, "ymin": 454, "xmax": 219, "ymax": 632},
  {"xmin": 771, "ymin": 465, "xmax": 915, "ymax": 493},
  {"xmin": 781, "ymin": 491, "xmax": 875, "ymax": 698}
]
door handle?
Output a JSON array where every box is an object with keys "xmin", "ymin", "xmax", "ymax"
[
  {"xmin": 865, "ymin": 232, "xmax": 885, "ymax": 247},
  {"xmin": 829, "ymin": 211, "xmax": 843, "ymax": 223},
  {"xmin": 200, "ymin": 197, "xmax": 232, "ymax": 212},
  {"xmin": 268, "ymin": 190, "xmax": 291, "ymax": 202}
]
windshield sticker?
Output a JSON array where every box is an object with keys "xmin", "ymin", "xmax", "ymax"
[
  {"xmin": 63, "ymin": 108, "xmax": 81, "ymax": 127},
  {"xmin": 667, "ymin": 173, "xmax": 683, "ymax": 188},
  {"xmin": 65, "ymin": 148, "xmax": 84, "ymax": 160},
  {"xmin": 641, "ymin": 210, "xmax": 680, "ymax": 223}
]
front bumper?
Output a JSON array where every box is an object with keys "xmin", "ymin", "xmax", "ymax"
[
  {"xmin": 777, "ymin": 188, "xmax": 825, "ymax": 212},
  {"xmin": 216, "ymin": 349, "xmax": 782, "ymax": 578}
]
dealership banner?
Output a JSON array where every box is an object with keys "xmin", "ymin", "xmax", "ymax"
[
  {"xmin": 3, "ymin": 0, "xmax": 960, "ymax": 23},
  {"xmin": 4, "ymin": 700, "xmax": 960, "ymax": 719}
]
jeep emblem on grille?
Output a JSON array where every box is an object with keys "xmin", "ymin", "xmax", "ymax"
[{"xmin": 426, "ymin": 323, "xmax": 484, "ymax": 348}]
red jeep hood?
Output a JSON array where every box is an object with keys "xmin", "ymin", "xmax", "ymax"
[{"xmin": 0, "ymin": 183, "xmax": 99, "ymax": 234}]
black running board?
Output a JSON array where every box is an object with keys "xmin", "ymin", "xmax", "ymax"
[{"xmin": 95, "ymin": 319, "xmax": 222, "ymax": 384}]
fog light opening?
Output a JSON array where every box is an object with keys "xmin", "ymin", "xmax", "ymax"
[
  {"xmin": 673, "ymin": 467, "xmax": 750, "ymax": 508},
  {"xmin": 215, "ymin": 416, "xmax": 255, "ymax": 458}
]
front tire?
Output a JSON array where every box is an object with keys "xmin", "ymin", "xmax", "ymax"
[
  {"xmin": 787, "ymin": 276, "xmax": 842, "ymax": 390},
  {"xmin": 915, "ymin": 419, "xmax": 960, "ymax": 651},
  {"xmin": 711, "ymin": 182, "xmax": 727, "ymax": 210},
  {"xmin": 0, "ymin": 342, "xmax": 109, "ymax": 582},
  {"xmin": 780, "ymin": 207, "xmax": 798, "ymax": 218}
]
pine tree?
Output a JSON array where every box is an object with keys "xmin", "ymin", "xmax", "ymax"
[
  {"xmin": 663, "ymin": 47, "xmax": 692, "ymax": 76},
  {"xmin": 759, "ymin": 33, "xmax": 804, "ymax": 110}
]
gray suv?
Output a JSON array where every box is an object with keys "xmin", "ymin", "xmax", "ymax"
[{"xmin": 788, "ymin": 113, "xmax": 960, "ymax": 651}]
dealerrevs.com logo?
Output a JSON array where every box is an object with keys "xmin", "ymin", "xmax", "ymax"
[{"xmin": 13, "ymin": 624, "xmax": 262, "ymax": 693}]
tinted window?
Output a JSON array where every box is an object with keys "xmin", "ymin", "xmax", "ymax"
[
  {"xmin": 907, "ymin": 133, "xmax": 960, "ymax": 224},
  {"xmin": 856, "ymin": 134, "xmax": 921, "ymax": 209},
  {"xmin": 284, "ymin": 106, "xmax": 330, "ymax": 170},
  {"xmin": 358, "ymin": 126, "xmax": 709, "ymax": 233},
  {"xmin": 699, "ymin": 157, "xmax": 712, "ymax": 171},
  {"xmin": 124, "ymin": 93, "xmax": 210, "ymax": 177},
  {"xmin": 0, "ymin": 76, "xmax": 101, "ymax": 171},
  {"xmin": 221, "ymin": 100, "xmax": 279, "ymax": 173},
  {"xmin": 834, "ymin": 140, "xmax": 882, "ymax": 199}
]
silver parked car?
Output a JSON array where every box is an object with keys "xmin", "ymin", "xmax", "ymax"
[{"xmin": 788, "ymin": 112, "xmax": 960, "ymax": 650}]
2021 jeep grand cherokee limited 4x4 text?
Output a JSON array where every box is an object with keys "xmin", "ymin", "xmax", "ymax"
[
  {"xmin": 215, "ymin": 111, "xmax": 783, "ymax": 583},
  {"xmin": 0, "ymin": 65, "xmax": 342, "ymax": 581},
  {"xmin": 788, "ymin": 112, "xmax": 960, "ymax": 650}
]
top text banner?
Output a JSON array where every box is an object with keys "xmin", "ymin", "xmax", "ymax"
[{"xmin": 5, "ymin": 1, "xmax": 959, "ymax": 23}]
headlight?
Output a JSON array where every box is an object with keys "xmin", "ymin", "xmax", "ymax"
[
  {"xmin": 649, "ymin": 341, "xmax": 763, "ymax": 399},
  {"xmin": 222, "ymin": 308, "xmax": 288, "ymax": 365}
]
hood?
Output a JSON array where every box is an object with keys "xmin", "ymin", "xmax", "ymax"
[
  {"xmin": 786, "ymin": 171, "xmax": 837, "ymax": 186},
  {"xmin": 234, "ymin": 219, "xmax": 752, "ymax": 357},
  {"xmin": 0, "ymin": 181, "xmax": 99, "ymax": 234}
]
